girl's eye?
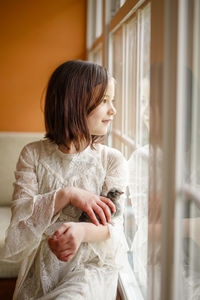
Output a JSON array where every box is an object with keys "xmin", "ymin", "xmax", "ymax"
[{"xmin": 102, "ymin": 98, "xmax": 115, "ymax": 104}]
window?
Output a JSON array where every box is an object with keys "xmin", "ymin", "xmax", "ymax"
[
  {"xmin": 87, "ymin": 0, "xmax": 200, "ymax": 299},
  {"xmin": 87, "ymin": 0, "xmax": 103, "ymax": 50},
  {"xmin": 110, "ymin": 3, "xmax": 150, "ymax": 297},
  {"xmin": 88, "ymin": 44, "xmax": 103, "ymax": 65},
  {"xmin": 173, "ymin": 0, "xmax": 200, "ymax": 299},
  {"xmin": 87, "ymin": 1, "xmax": 150, "ymax": 298}
]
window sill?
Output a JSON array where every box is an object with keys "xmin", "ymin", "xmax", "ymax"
[{"xmin": 118, "ymin": 261, "xmax": 144, "ymax": 300}]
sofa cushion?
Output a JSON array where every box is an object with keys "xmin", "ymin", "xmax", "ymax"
[
  {"xmin": 0, "ymin": 207, "xmax": 20, "ymax": 278},
  {"xmin": 0, "ymin": 132, "xmax": 44, "ymax": 206}
]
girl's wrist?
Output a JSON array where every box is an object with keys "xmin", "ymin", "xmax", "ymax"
[
  {"xmin": 62, "ymin": 186, "xmax": 74, "ymax": 205},
  {"xmin": 79, "ymin": 223, "xmax": 88, "ymax": 243},
  {"xmin": 77, "ymin": 223, "xmax": 86, "ymax": 243},
  {"xmin": 54, "ymin": 187, "xmax": 74, "ymax": 215},
  {"xmin": 79, "ymin": 223, "xmax": 110, "ymax": 243}
]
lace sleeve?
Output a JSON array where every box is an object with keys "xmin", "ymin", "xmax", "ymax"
[
  {"xmin": 1, "ymin": 144, "xmax": 59, "ymax": 263},
  {"xmin": 88, "ymin": 148, "xmax": 129, "ymax": 268}
]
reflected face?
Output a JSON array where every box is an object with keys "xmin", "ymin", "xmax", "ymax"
[{"xmin": 87, "ymin": 78, "xmax": 116, "ymax": 136}]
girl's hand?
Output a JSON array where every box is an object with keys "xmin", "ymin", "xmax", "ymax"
[
  {"xmin": 67, "ymin": 187, "xmax": 116, "ymax": 226},
  {"xmin": 48, "ymin": 222, "xmax": 84, "ymax": 262},
  {"xmin": 55, "ymin": 187, "xmax": 116, "ymax": 225}
]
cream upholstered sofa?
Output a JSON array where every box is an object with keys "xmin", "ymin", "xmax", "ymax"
[{"xmin": 0, "ymin": 132, "xmax": 44, "ymax": 278}]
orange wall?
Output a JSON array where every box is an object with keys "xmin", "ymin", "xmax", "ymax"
[{"xmin": 0, "ymin": 0, "xmax": 86, "ymax": 132}]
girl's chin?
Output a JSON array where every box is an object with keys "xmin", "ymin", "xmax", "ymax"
[
  {"xmin": 90, "ymin": 125, "xmax": 110, "ymax": 136},
  {"xmin": 90, "ymin": 130, "xmax": 108, "ymax": 136}
]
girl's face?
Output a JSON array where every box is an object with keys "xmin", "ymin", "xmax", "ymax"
[{"xmin": 87, "ymin": 78, "xmax": 116, "ymax": 136}]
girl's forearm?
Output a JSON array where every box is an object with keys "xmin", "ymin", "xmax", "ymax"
[
  {"xmin": 54, "ymin": 187, "xmax": 114, "ymax": 226},
  {"xmin": 54, "ymin": 187, "xmax": 72, "ymax": 215},
  {"xmin": 81, "ymin": 223, "xmax": 110, "ymax": 243}
]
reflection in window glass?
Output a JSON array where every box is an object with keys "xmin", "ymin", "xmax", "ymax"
[
  {"xmin": 180, "ymin": 200, "xmax": 200, "ymax": 299},
  {"xmin": 139, "ymin": 6, "xmax": 150, "ymax": 147},
  {"xmin": 111, "ymin": 0, "xmax": 127, "ymax": 18},
  {"xmin": 183, "ymin": 1, "xmax": 200, "ymax": 297},
  {"xmin": 111, "ymin": 3, "xmax": 150, "ymax": 297},
  {"xmin": 190, "ymin": 1, "xmax": 200, "ymax": 187},
  {"xmin": 112, "ymin": 26, "xmax": 123, "ymax": 151},
  {"xmin": 128, "ymin": 6, "xmax": 150, "ymax": 297},
  {"xmin": 88, "ymin": 46, "xmax": 103, "ymax": 65},
  {"xmin": 174, "ymin": 1, "xmax": 200, "ymax": 299},
  {"xmin": 87, "ymin": 0, "xmax": 103, "ymax": 48},
  {"xmin": 126, "ymin": 17, "xmax": 137, "ymax": 141},
  {"xmin": 128, "ymin": 144, "xmax": 149, "ymax": 295},
  {"xmin": 95, "ymin": 0, "xmax": 103, "ymax": 39}
]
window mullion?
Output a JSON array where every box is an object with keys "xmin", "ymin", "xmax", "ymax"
[
  {"xmin": 136, "ymin": 10, "xmax": 141, "ymax": 149},
  {"xmin": 121, "ymin": 24, "xmax": 126, "ymax": 155}
]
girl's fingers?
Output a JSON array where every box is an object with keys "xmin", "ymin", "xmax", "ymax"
[
  {"xmin": 48, "ymin": 237, "xmax": 71, "ymax": 252},
  {"xmin": 100, "ymin": 196, "xmax": 116, "ymax": 213},
  {"xmin": 55, "ymin": 249, "xmax": 73, "ymax": 261},
  {"xmin": 48, "ymin": 223, "xmax": 71, "ymax": 250},
  {"xmin": 86, "ymin": 208, "xmax": 100, "ymax": 226},
  {"xmin": 48, "ymin": 237, "xmax": 75, "ymax": 257},
  {"xmin": 97, "ymin": 202, "xmax": 111, "ymax": 222},
  {"xmin": 86, "ymin": 197, "xmax": 115, "ymax": 225},
  {"xmin": 59, "ymin": 253, "xmax": 73, "ymax": 262},
  {"xmin": 93, "ymin": 205, "xmax": 107, "ymax": 225},
  {"xmin": 53, "ymin": 223, "xmax": 69, "ymax": 238}
]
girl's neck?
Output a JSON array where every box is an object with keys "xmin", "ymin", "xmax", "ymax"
[{"xmin": 58, "ymin": 142, "xmax": 88, "ymax": 154}]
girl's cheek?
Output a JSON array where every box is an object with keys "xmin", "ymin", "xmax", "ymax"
[{"xmin": 95, "ymin": 108, "xmax": 104, "ymax": 118}]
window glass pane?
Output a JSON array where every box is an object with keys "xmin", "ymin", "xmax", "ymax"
[
  {"xmin": 88, "ymin": 46, "xmax": 103, "ymax": 65},
  {"xmin": 183, "ymin": 3, "xmax": 200, "ymax": 299},
  {"xmin": 174, "ymin": 1, "xmax": 200, "ymax": 299},
  {"xmin": 190, "ymin": 0, "xmax": 200, "ymax": 187},
  {"xmin": 111, "ymin": 0, "xmax": 127, "ymax": 18},
  {"xmin": 128, "ymin": 144, "xmax": 149, "ymax": 295},
  {"xmin": 190, "ymin": 88, "xmax": 200, "ymax": 186},
  {"xmin": 111, "ymin": 3, "xmax": 151, "ymax": 298},
  {"xmin": 139, "ymin": 4, "xmax": 150, "ymax": 146},
  {"xmin": 95, "ymin": 0, "xmax": 103, "ymax": 38},
  {"xmin": 178, "ymin": 199, "xmax": 200, "ymax": 299},
  {"xmin": 93, "ymin": 47, "xmax": 103, "ymax": 65},
  {"xmin": 125, "ymin": 17, "xmax": 137, "ymax": 140},
  {"xmin": 87, "ymin": 0, "xmax": 103, "ymax": 48},
  {"xmin": 128, "ymin": 5, "xmax": 150, "ymax": 296},
  {"xmin": 113, "ymin": 26, "xmax": 123, "ymax": 135},
  {"xmin": 87, "ymin": 0, "xmax": 96, "ymax": 49}
]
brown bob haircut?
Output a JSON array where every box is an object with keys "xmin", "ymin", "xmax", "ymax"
[{"xmin": 44, "ymin": 60, "xmax": 109, "ymax": 151}]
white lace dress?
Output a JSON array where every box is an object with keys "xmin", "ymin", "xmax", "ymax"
[{"xmin": 1, "ymin": 139, "xmax": 128, "ymax": 300}]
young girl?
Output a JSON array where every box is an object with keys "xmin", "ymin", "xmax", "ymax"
[{"xmin": 2, "ymin": 60, "xmax": 128, "ymax": 300}]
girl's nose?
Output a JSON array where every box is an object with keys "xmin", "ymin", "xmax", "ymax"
[{"xmin": 108, "ymin": 103, "xmax": 117, "ymax": 115}]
